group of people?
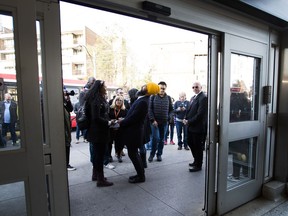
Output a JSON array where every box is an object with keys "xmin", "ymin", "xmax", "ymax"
[
  {"xmin": 83, "ymin": 80, "xmax": 160, "ymax": 186},
  {"xmin": 147, "ymin": 81, "xmax": 208, "ymax": 173},
  {"xmin": 65, "ymin": 78, "xmax": 208, "ymax": 187}
]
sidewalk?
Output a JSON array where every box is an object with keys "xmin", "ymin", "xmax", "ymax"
[
  {"xmin": 68, "ymin": 132, "xmax": 288, "ymax": 216},
  {"xmin": 68, "ymin": 131, "xmax": 206, "ymax": 216}
]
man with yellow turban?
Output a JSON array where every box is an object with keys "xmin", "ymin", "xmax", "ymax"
[{"xmin": 118, "ymin": 82, "xmax": 159, "ymax": 183}]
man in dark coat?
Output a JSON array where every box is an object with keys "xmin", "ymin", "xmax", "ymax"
[
  {"xmin": 119, "ymin": 82, "xmax": 159, "ymax": 183},
  {"xmin": 0, "ymin": 93, "xmax": 18, "ymax": 146},
  {"xmin": 183, "ymin": 82, "xmax": 208, "ymax": 172}
]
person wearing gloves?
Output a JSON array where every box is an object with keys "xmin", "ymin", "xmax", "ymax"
[{"xmin": 118, "ymin": 82, "xmax": 160, "ymax": 183}]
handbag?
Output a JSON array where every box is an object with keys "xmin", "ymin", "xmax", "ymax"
[{"xmin": 76, "ymin": 101, "xmax": 90, "ymax": 130}]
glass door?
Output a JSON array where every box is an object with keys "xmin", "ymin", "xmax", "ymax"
[
  {"xmin": 0, "ymin": 0, "xmax": 70, "ymax": 215},
  {"xmin": 36, "ymin": 1, "xmax": 70, "ymax": 215},
  {"xmin": 0, "ymin": 0, "xmax": 48, "ymax": 215},
  {"xmin": 217, "ymin": 34, "xmax": 267, "ymax": 214}
]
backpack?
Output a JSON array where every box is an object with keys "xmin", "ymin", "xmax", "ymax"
[{"xmin": 76, "ymin": 101, "xmax": 90, "ymax": 130}]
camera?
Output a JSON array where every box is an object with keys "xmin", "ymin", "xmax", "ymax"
[
  {"xmin": 64, "ymin": 90, "xmax": 75, "ymax": 96},
  {"xmin": 179, "ymin": 103, "xmax": 184, "ymax": 108}
]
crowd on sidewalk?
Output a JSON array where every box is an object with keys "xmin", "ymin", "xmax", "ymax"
[{"xmin": 65, "ymin": 77, "xmax": 208, "ymax": 187}]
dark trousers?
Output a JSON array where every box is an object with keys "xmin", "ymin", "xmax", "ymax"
[
  {"xmin": 103, "ymin": 141, "xmax": 113, "ymax": 166},
  {"xmin": 111, "ymin": 130, "xmax": 124, "ymax": 155},
  {"xmin": 2, "ymin": 122, "xmax": 17, "ymax": 143},
  {"xmin": 65, "ymin": 145, "xmax": 70, "ymax": 167},
  {"xmin": 91, "ymin": 141, "xmax": 106, "ymax": 174},
  {"xmin": 127, "ymin": 142, "xmax": 145, "ymax": 177},
  {"xmin": 187, "ymin": 132, "xmax": 204, "ymax": 168}
]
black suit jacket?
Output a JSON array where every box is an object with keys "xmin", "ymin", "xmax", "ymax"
[
  {"xmin": 0, "ymin": 100, "xmax": 18, "ymax": 124},
  {"xmin": 120, "ymin": 95, "xmax": 149, "ymax": 148},
  {"xmin": 185, "ymin": 92, "xmax": 208, "ymax": 134}
]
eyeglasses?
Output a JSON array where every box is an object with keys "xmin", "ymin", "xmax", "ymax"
[{"xmin": 192, "ymin": 86, "xmax": 199, "ymax": 89}]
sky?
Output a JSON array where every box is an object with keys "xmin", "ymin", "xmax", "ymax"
[
  {"xmin": 59, "ymin": 1, "xmax": 208, "ymax": 99},
  {"xmin": 59, "ymin": 2, "xmax": 204, "ymax": 45}
]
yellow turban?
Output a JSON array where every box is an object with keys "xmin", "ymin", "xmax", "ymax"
[{"xmin": 146, "ymin": 82, "xmax": 160, "ymax": 95}]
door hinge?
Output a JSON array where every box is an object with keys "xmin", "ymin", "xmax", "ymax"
[{"xmin": 44, "ymin": 153, "xmax": 52, "ymax": 165}]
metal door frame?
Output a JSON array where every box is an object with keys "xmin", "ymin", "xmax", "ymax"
[{"xmin": 217, "ymin": 33, "xmax": 267, "ymax": 215}]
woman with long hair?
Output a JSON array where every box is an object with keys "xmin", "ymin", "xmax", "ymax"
[
  {"xmin": 85, "ymin": 80, "xmax": 114, "ymax": 187},
  {"xmin": 107, "ymin": 95, "xmax": 127, "ymax": 163}
]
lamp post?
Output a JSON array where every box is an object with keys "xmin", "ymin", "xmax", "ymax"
[{"xmin": 78, "ymin": 45, "xmax": 96, "ymax": 78}]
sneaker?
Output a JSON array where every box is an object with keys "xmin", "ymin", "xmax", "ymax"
[
  {"xmin": 75, "ymin": 139, "xmax": 79, "ymax": 144},
  {"xmin": 83, "ymin": 139, "xmax": 88, "ymax": 143},
  {"xmin": 67, "ymin": 165, "xmax": 76, "ymax": 171},
  {"xmin": 184, "ymin": 146, "xmax": 190, "ymax": 150},
  {"xmin": 227, "ymin": 175, "xmax": 240, "ymax": 182},
  {"xmin": 104, "ymin": 163, "xmax": 115, "ymax": 169},
  {"xmin": 156, "ymin": 155, "xmax": 162, "ymax": 162},
  {"xmin": 170, "ymin": 140, "xmax": 175, "ymax": 145},
  {"xmin": 164, "ymin": 141, "xmax": 168, "ymax": 145},
  {"xmin": 178, "ymin": 146, "xmax": 182, "ymax": 150}
]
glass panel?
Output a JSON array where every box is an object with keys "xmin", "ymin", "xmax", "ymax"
[
  {"xmin": 229, "ymin": 54, "xmax": 260, "ymax": 122},
  {"xmin": 227, "ymin": 137, "xmax": 257, "ymax": 189},
  {"xmin": 0, "ymin": 181, "xmax": 27, "ymax": 215},
  {"xmin": 36, "ymin": 20, "xmax": 47, "ymax": 144},
  {"xmin": 0, "ymin": 13, "xmax": 21, "ymax": 150}
]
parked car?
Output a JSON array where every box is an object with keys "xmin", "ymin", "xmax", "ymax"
[{"xmin": 70, "ymin": 112, "xmax": 77, "ymax": 129}]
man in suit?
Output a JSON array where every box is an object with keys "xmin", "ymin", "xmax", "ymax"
[
  {"xmin": 118, "ymin": 82, "xmax": 159, "ymax": 183},
  {"xmin": 183, "ymin": 82, "xmax": 208, "ymax": 172},
  {"xmin": 0, "ymin": 93, "xmax": 18, "ymax": 146}
]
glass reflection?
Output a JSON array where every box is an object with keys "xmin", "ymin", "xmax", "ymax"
[
  {"xmin": 229, "ymin": 54, "xmax": 260, "ymax": 122},
  {"xmin": 227, "ymin": 137, "xmax": 257, "ymax": 189},
  {"xmin": 0, "ymin": 13, "xmax": 21, "ymax": 151}
]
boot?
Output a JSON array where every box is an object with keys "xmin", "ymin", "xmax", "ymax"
[
  {"xmin": 140, "ymin": 152, "xmax": 147, "ymax": 168},
  {"xmin": 96, "ymin": 171, "xmax": 113, "ymax": 187},
  {"xmin": 128, "ymin": 175, "xmax": 145, "ymax": 183},
  {"xmin": 129, "ymin": 154, "xmax": 145, "ymax": 183}
]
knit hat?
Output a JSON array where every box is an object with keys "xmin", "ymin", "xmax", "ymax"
[{"xmin": 146, "ymin": 82, "xmax": 160, "ymax": 95}]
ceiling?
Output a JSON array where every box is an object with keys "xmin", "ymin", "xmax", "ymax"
[{"xmin": 212, "ymin": 0, "xmax": 288, "ymax": 28}]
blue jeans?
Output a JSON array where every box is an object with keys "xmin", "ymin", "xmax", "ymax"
[
  {"xmin": 76, "ymin": 126, "xmax": 86, "ymax": 140},
  {"xmin": 145, "ymin": 135, "xmax": 152, "ymax": 150},
  {"xmin": 165, "ymin": 123, "xmax": 175, "ymax": 141},
  {"xmin": 175, "ymin": 121, "xmax": 188, "ymax": 147},
  {"xmin": 150, "ymin": 122, "xmax": 168, "ymax": 157}
]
